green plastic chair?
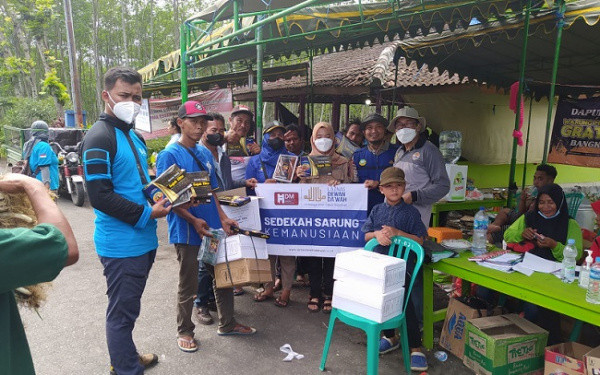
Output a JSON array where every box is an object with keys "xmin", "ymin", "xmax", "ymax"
[
  {"xmin": 319, "ymin": 236, "xmax": 425, "ymax": 375},
  {"xmin": 565, "ymin": 192, "xmax": 584, "ymax": 218}
]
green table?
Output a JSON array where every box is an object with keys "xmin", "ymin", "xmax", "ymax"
[
  {"xmin": 422, "ymin": 251, "xmax": 600, "ymax": 349},
  {"xmin": 431, "ymin": 199, "xmax": 507, "ymax": 227}
]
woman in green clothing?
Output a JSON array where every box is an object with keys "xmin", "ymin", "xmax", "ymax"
[
  {"xmin": 504, "ymin": 183, "xmax": 582, "ymax": 261},
  {"xmin": 502, "ymin": 183, "xmax": 581, "ymax": 344}
]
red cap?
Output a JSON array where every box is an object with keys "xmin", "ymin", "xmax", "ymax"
[
  {"xmin": 231, "ymin": 104, "xmax": 254, "ymax": 118},
  {"xmin": 178, "ymin": 101, "xmax": 213, "ymax": 119},
  {"xmin": 591, "ymin": 200, "xmax": 600, "ymax": 215}
]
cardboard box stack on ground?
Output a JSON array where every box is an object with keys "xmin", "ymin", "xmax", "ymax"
[
  {"xmin": 586, "ymin": 346, "xmax": 600, "ymax": 375},
  {"xmin": 440, "ymin": 298, "xmax": 503, "ymax": 360},
  {"xmin": 463, "ymin": 314, "xmax": 548, "ymax": 375},
  {"xmin": 544, "ymin": 342, "xmax": 593, "ymax": 375},
  {"xmin": 332, "ymin": 249, "xmax": 406, "ymax": 323}
]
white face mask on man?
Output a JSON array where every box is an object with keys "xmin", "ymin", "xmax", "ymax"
[
  {"xmin": 314, "ymin": 137, "xmax": 333, "ymax": 153},
  {"xmin": 106, "ymin": 92, "xmax": 141, "ymax": 124},
  {"xmin": 395, "ymin": 128, "xmax": 417, "ymax": 144}
]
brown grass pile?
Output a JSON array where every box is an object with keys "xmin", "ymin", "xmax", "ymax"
[{"xmin": 0, "ymin": 175, "xmax": 50, "ymax": 309}]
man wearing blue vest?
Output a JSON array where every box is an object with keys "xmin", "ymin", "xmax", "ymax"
[
  {"xmin": 156, "ymin": 101, "xmax": 256, "ymax": 353},
  {"xmin": 353, "ymin": 113, "xmax": 399, "ymax": 215},
  {"xmin": 22, "ymin": 120, "xmax": 60, "ymax": 194},
  {"xmin": 82, "ymin": 66, "xmax": 171, "ymax": 375}
]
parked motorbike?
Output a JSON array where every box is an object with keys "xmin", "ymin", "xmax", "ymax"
[{"xmin": 50, "ymin": 142, "xmax": 86, "ymax": 206}]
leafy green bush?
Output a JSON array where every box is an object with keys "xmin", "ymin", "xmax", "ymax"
[
  {"xmin": 1, "ymin": 97, "xmax": 57, "ymax": 129},
  {"xmin": 145, "ymin": 136, "xmax": 170, "ymax": 165}
]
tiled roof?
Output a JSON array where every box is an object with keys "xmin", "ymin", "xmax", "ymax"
[{"xmin": 233, "ymin": 40, "xmax": 465, "ymax": 95}]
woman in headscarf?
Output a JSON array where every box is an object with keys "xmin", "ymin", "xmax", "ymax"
[
  {"xmin": 247, "ymin": 121, "xmax": 296, "ymax": 307},
  {"xmin": 504, "ymin": 183, "xmax": 582, "ymax": 261},
  {"xmin": 297, "ymin": 122, "xmax": 356, "ymax": 313},
  {"xmin": 503, "ymin": 183, "xmax": 582, "ymax": 344}
]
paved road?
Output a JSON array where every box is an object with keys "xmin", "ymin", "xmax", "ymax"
[{"xmin": 17, "ymin": 191, "xmax": 470, "ymax": 375}]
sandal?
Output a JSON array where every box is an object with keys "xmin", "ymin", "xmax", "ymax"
[
  {"xmin": 253, "ymin": 291, "xmax": 274, "ymax": 302},
  {"xmin": 273, "ymin": 278, "xmax": 282, "ymax": 292},
  {"xmin": 274, "ymin": 297, "xmax": 289, "ymax": 308},
  {"xmin": 322, "ymin": 297, "xmax": 332, "ymax": 314},
  {"xmin": 307, "ymin": 297, "xmax": 320, "ymax": 313},
  {"xmin": 177, "ymin": 336, "xmax": 198, "ymax": 353}
]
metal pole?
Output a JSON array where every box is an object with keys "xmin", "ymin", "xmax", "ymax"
[
  {"xmin": 507, "ymin": 0, "xmax": 532, "ymax": 208},
  {"xmin": 521, "ymin": 96, "xmax": 534, "ymax": 190},
  {"xmin": 542, "ymin": 0, "xmax": 566, "ymax": 163},
  {"xmin": 180, "ymin": 23, "xmax": 188, "ymax": 102},
  {"xmin": 63, "ymin": 0, "xmax": 83, "ymax": 126},
  {"xmin": 256, "ymin": 16, "xmax": 264, "ymax": 141},
  {"xmin": 233, "ymin": 0, "xmax": 240, "ymax": 32},
  {"xmin": 309, "ymin": 49, "xmax": 314, "ymax": 127}
]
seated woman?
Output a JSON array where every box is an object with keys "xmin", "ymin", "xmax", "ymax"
[
  {"xmin": 504, "ymin": 183, "xmax": 582, "ymax": 261},
  {"xmin": 503, "ymin": 183, "xmax": 582, "ymax": 344}
]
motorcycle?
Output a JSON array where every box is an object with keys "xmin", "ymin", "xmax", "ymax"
[{"xmin": 51, "ymin": 142, "xmax": 86, "ymax": 207}]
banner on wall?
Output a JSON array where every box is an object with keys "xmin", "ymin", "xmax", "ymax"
[
  {"xmin": 135, "ymin": 88, "xmax": 233, "ymax": 133},
  {"xmin": 547, "ymin": 96, "xmax": 600, "ymax": 168},
  {"xmin": 255, "ymin": 184, "xmax": 368, "ymax": 257}
]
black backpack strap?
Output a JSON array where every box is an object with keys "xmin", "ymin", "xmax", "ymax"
[
  {"xmin": 123, "ymin": 131, "xmax": 149, "ymax": 185},
  {"xmin": 179, "ymin": 142, "xmax": 207, "ymax": 172}
]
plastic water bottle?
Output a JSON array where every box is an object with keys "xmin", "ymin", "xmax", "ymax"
[
  {"xmin": 472, "ymin": 207, "xmax": 488, "ymax": 256},
  {"xmin": 579, "ymin": 250, "xmax": 594, "ymax": 289},
  {"xmin": 439, "ymin": 131, "xmax": 462, "ymax": 164},
  {"xmin": 561, "ymin": 239, "xmax": 577, "ymax": 283},
  {"xmin": 586, "ymin": 257, "xmax": 600, "ymax": 304},
  {"xmin": 434, "ymin": 351, "xmax": 448, "ymax": 362}
]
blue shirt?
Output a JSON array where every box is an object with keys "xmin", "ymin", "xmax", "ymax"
[
  {"xmin": 29, "ymin": 141, "xmax": 59, "ymax": 190},
  {"xmin": 353, "ymin": 143, "xmax": 398, "ymax": 214},
  {"xmin": 82, "ymin": 118, "xmax": 157, "ymax": 258},
  {"xmin": 156, "ymin": 142, "xmax": 221, "ymax": 246},
  {"xmin": 362, "ymin": 199, "xmax": 427, "ymax": 254}
]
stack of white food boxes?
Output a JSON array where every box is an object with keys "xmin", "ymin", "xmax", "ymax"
[
  {"xmin": 332, "ymin": 249, "xmax": 407, "ymax": 323},
  {"xmin": 217, "ymin": 197, "xmax": 268, "ymax": 264}
]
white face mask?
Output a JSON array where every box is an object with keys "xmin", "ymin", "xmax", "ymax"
[
  {"xmin": 314, "ymin": 137, "xmax": 333, "ymax": 153},
  {"xmin": 396, "ymin": 128, "xmax": 417, "ymax": 144},
  {"xmin": 107, "ymin": 92, "xmax": 141, "ymax": 124}
]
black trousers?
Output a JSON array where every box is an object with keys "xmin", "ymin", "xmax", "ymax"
[{"xmin": 305, "ymin": 256, "xmax": 335, "ymax": 298}]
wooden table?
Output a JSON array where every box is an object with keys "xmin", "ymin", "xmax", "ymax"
[
  {"xmin": 422, "ymin": 251, "xmax": 600, "ymax": 349},
  {"xmin": 430, "ymin": 199, "xmax": 507, "ymax": 226}
]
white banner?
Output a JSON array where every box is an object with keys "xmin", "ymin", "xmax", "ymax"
[{"xmin": 255, "ymin": 184, "xmax": 368, "ymax": 257}]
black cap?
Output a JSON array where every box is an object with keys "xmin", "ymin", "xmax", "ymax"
[{"xmin": 263, "ymin": 120, "xmax": 286, "ymax": 135}]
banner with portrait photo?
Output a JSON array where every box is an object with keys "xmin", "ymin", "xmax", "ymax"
[
  {"xmin": 255, "ymin": 184, "xmax": 368, "ymax": 257},
  {"xmin": 547, "ymin": 96, "xmax": 600, "ymax": 168}
]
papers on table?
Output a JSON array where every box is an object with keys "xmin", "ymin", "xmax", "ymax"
[
  {"xmin": 470, "ymin": 251, "xmax": 522, "ymax": 273},
  {"xmin": 513, "ymin": 252, "xmax": 562, "ymax": 276}
]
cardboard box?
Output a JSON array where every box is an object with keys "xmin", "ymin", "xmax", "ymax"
[
  {"xmin": 544, "ymin": 342, "xmax": 592, "ymax": 375},
  {"xmin": 585, "ymin": 346, "xmax": 600, "ymax": 375},
  {"xmin": 439, "ymin": 298, "xmax": 502, "ymax": 360},
  {"xmin": 463, "ymin": 314, "xmax": 548, "ymax": 375},
  {"xmin": 331, "ymin": 280, "xmax": 404, "ymax": 323},
  {"xmin": 216, "ymin": 234, "xmax": 268, "ymax": 264},
  {"xmin": 333, "ymin": 249, "xmax": 406, "ymax": 294},
  {"xmin": 214, "ymin": 258, "xmax": 272, "ymax": 288}
]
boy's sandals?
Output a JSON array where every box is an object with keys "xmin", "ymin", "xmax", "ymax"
[
  {"xmin": 177, "ymin": 336, "xmax": 198, "ymax": 353},
  {"xmin": 274, "ymin": 296, "xmax": 289, "ymax": 308},
  {"xmin": 307, "ymin": 297, "xmax": 320, "ymax": 313},
  {"xmin": 322, "ymin": 297, "xmax": 332, "ymax": 314}
]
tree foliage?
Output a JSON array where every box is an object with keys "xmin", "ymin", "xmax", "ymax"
[{"xmin": 0, "ymin": 0, "xmax": 207, "ymax": 129}]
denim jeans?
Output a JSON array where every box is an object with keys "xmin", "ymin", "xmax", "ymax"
[{"xmin": 194, "ymin": 261, "xmax": 214, "ymax": 308}]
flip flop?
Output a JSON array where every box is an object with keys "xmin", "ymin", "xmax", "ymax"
[
  {"xmin": 177, "ymin": 336, "xmax": 198, "ymax": 353},
  {"xmin": 322, "ymin": 299, "xmax": 332, "ymax": 314},
  {"xmin": 274, "ymin": 297, "xmax": 289, "ymax": 308},
  {"xmin": 217, "ymin": 324, "xmax": 257, "ymax": 336}
]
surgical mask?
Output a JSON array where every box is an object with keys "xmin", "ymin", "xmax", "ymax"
[
  {"xmin": 267, "ymin": 137, "xmax": 284, "ymax": 151},
  {"xmin": 314, "ymin": 138, "xmax": 333, "ymax": 153},
  {"xmin": 538, "ymin": 209, "xmax": 561, "ymax": 219},
  {"xmin": 107, "ymin": 92, "xmax": 141, "ymax": 124},
  {"xmin": 206, "ymin": 133, "xmax": 223, "ymax": 146},
  {"xmin": 396, "ymin": 128, "xmax": 417, "ymax": 144}
]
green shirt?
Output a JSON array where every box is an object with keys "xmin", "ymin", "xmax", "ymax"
[
  {"xmin": 504, "ymin": 215, "xmax": 583, "ymax": 261},
  {"xmin": 0, "ymin": 224, "xmax": 68, "ymax": 375}
]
